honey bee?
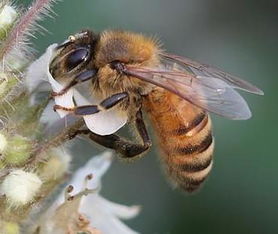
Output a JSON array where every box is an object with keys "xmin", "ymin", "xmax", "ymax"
[{"xmin": 48, "ymin": 30, "xmax": 263, "ymax": 192}]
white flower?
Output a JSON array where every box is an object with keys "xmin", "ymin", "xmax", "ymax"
[
  {"xmin": 67, "ymin": 151, "xmax": 141, "ymax": 234},
  {"xmin": 0, "ymin": 5, "xmax": 17, "ymax": 29},
  {"xmin": 37, "ymin": 151, "xmax": 140, "ymax": 234},
  {"xmin": 80, "ymin": 194, "xmax": 140, "ymax": 234},
  {"xmin": 0, "ymin": 169, "xmax": 42, "ymax": 207},
  {"xmin": 25, "ymin": 44, "xmax": 128, "ymax": 136}
]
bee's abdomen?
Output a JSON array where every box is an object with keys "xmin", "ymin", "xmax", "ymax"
[
  {"xmin": 144, "ymin": 89, "xmax": 214, "ymax": 193},
  {"xmin": 166, "ymin": 116, "xmax": 214, "ymax": 192}
]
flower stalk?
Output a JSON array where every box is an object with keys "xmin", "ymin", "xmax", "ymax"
[{"xmin": 0, "ymin": 0, "xmax": 56, "ymax": 62}]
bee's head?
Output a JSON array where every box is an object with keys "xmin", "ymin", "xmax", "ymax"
[{"xmin": 49, "ymin": 30, "xmax": 99, "ymax": 84}]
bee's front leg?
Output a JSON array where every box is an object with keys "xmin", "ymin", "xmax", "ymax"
[
  {"xmin": 53, "ymin": 92, "xmax": 128, "ymax": 115},
  {"xmin": 52, "ymin": 69, "xmax": 97, "ymax": 97}
]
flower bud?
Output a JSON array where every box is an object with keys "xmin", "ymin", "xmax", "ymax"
[
  {"xmin": 1, "ymin": 221, "xmax": 19, "ymax": 234},
  {"xmin": 0, "ymin": 169, "xmax": 42, "ymax": 207},
  {"xmin": 0, "ymin": 132, "xmax": 7, "ymax": 153},
  {"xmin": 39, "ymin": 148, "xmax": 71, "ymax": 181},
  {"xmin": 0, "ymin": 161, "xmax": 5, "ymax": 169},
  {"xmin": 0, "ymin": 73, "xmax": 19, "ymax": 99},
  {"xmin": 3, "ymin": 134, "xmax": 32, "ymax": 166},
  {"xmin": 0, "ymin": 5, "xmax": 18, "ymax": 40},
  {"xmin": 0, "ymin": 73, "xmax": 8, "ymax": 96}
]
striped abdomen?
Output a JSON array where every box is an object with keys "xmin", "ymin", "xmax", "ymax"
[{"xmin": 144, "ymin": 89, "xmax": 214, "ymax": 192}]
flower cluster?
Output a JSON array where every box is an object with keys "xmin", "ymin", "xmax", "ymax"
[
  {"xmin": 29, "ymin": 151, "xmax": 140, "ymax": 234},
  {"xmin": 0, "ymin": 1, "xmax": 140, "ymax": 233}
]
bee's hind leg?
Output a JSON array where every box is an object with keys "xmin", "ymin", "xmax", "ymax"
[{"xmin": 71, "ymin": 110, "xmax": 152, "ymax": 158}]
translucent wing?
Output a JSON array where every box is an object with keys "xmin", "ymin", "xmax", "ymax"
[
  {"xmin": 161, "ymin": 53, "xmax": 264, "ymax": 95},
  {"xmin": 125, "ymin": 55, "xmax": 263, "ymax": 120}
]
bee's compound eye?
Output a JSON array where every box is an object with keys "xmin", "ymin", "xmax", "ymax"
[{"xmin": 66, "ymin": 48, "xmax": 89, "ymax": 71}]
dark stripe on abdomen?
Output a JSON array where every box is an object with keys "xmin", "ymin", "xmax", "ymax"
[
  {"xmin": 173, "ymin": 112, "xmax": 206, "ymax": 136},
  {"xmin": 176, "ymin": 134, "xmax": 213, "ymax": 155},
  {"xmin": 178, "ymin": 153, "xmax": 213, "ymax": 172}
]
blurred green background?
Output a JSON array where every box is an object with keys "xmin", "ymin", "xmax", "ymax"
[{"xmin": 22, "ymin": 0, "xmax": 278, "ymax": 233}]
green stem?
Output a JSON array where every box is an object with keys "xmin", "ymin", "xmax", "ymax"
[{"xmin": 26, "ymin": 118, "xmax": 84, "ymax": 168}]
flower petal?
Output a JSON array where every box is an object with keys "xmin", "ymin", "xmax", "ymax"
[
  {"xmin": 25, "ymin": 44, "xmax": 57, "ymax": 93},
  {"xmin": 80, "ymin": 194, "xmax": 140, "ymax": 234},
  {"xmin": 25, "ymin": 44, "xmax": 75, "ymax": 118},
  {"xmin": 73, "ymin": 89, "xmax": 128, "ymax": 136},
  {"xmin": 94, "ymin": 196, "xmax": 141, "ymax": 220},
  {"xmin": 45, "ymin": 45, "xmax": 75, "ymax": 118},
  {"xmin": 60, "ymin": 151, "xmax": 113, "ymax": 197}
]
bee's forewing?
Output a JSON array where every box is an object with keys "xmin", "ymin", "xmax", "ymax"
[
  {"xmin": 161, "ymin": 53, "xmax": 264, "ymax": 95},
  {"xmin": 73, "ymin": 90, "xmax": 128, "ymax": 136},
  {"xmin": 126, "ymin": 56, "xmax": 262, "ymax": 120}
]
